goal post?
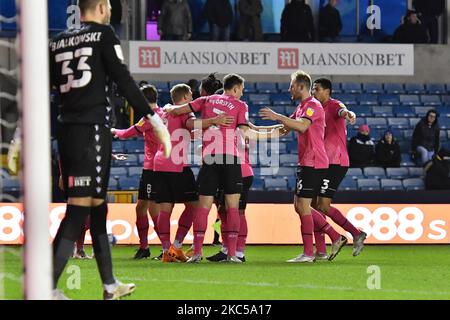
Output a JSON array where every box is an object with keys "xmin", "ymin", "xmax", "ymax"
[{"xmin": 19, "ymin": 0, "xmax": 52, "ymax": 300}]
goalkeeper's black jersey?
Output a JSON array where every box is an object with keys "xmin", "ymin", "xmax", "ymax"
[{"xmin": 49, "ymin": 22, "xmax": 150, "ymax": 125}]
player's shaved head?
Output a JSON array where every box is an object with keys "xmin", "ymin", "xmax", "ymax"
[{"xmin": 78, "ymin": 0, "xmax": 108, "ymax": 14}]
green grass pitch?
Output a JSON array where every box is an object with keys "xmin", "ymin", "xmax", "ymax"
[{"xmin": 2, "ymin": 245, "xmax": 450, "ymax": 300}]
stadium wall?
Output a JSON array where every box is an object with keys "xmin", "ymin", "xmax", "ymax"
[{"xmin": 0, "ymin": 203, "xmax": 448, "ymax": 245}]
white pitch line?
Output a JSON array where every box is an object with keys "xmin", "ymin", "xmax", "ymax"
[{"xmin": 120, "ymin": 277, "xmax": 450, "ymax": 297}]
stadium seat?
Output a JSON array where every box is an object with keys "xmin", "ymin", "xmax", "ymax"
[
  {"xmin": 366, "ymin": 118, "xmax": 388, "ymax": 129},
  {"xmin": 400, "ymin": 95, "xmax": 420, "ymax": 106},
  {"xmin": 442, "ymin": 95, "xmax": 450, "ymax": 105},
  {"xmin": 151, "ymin": 81, "xmax": 169, "ymax": 92},
  {"xmin": 2, "ymin": 178, "xmax": 20, "ymax": 192},
  {"xmin": 341, "ymin": 82, "xmax": 362, "ymax": 94},
  {"xmin": 124, "ymin": 140, "xmax": 144, "ymax": 153},
  {"xmin": 387, "ymin": 117, "xmax": 409, "ymax": 129},
  {"xmin": 274, "ymin": 167, "xmax": 296, "ymax": 178},
  {"xmin": 363, "ymin": 83, "xmax": 384, "ymax": 94},
  {"xmin": 280, "ymin": 154, "xmax": 298, "ymax": 167},
  {"xmin": 271, "ymin": 93, "xmax": 292, "ymax": 105},
  {"xmin": 448, "ymin": 130, "xmax": 450, "ymax": 139},
  {"xmin": 249, "ymin": 94, "xmax": 271, "ymax": 105},
  {"xmin": 264, "ymin": 178, "xmax": 288, "ymax": 191},
  {"xmin": 112, "ymin": 140, "xmax": 124, "ymax": 153},
  {"xmin": 426, "ymin": 83, "xmax": 446, "ymax": 94},
  {"xmin": 287, "ymin": 176, "xmax": 297, "ymax": 191},
  {"xmin": 280, "ymin": 131, "xmax": 295, "ymax": 142},
  {"xmin": 286, "ymin": 140, "xmax": 298, "ymax": 153},
  {"xmin": 340, "ymin": 176, "xmax": 358, "ymax": 190},
  {"xmin": 250, "ymin": 178, "xmax": 264, "ymax": 191},
  {"xmin": 256, "ymin": 82, "xmax": 278, "ymax": 93},
  {"xmin": 128, "ymin": 166, "xmax": 142, "ymax": 177},
  {"xmin": 158, "ymin": 92, "xmax": 171, "ymax": 105},
  {"xmin": 414, "ymin": 106, "xmax": 432, "ymax": 117},
  {"xmin": 402, "ymin": 178, "xmax": 425, "ymax": 190},
  {"xmin": 435, "ymin": 106, "xmax": 450, "ymax": 117},
  {"xmin": 398, "ymin": 141, "xmax": 410, "ymax": 153},
  {"xmin": 244, "ymin": 82, "xmax": 257, "ymax": 93},
  {"xmin": 138, "ymin": 154, "xmax": 145, "ymax": 165},
  {"xmin": 110, "ymin": 167, "xmax": 127, "ymax": 179},
  {"xmin": 270, "ymin": 141, "xmax": 287, "ymax": 154},
  {"xmin": 402, "ymin": 129, "xmax": 413, "ymax": 140},
  {"xmin": 333, "ymin": 93, "xmax": 357, "ymax": 105},
  {"xmin": 379, "ymin": 94, "xmax": 400, "ymax": 106},
  {"xmin": 394, "ymin": 106, "xmax": 415, "ymax": 117},
  {"xmin": 357, "ymin": 179, "xmax": 380, "ymax": 191},
  {"xmin": 439, "ymin": 117, "xmax": 450, "ymax": 129},
  {"xmin": 118, "ymin": 177, "xmax": 139, "ymax": 191},
  {"xmin": 405, "ymin": 83, "xmax": 426, "ymax": 94},
  {"xmin": 108, "ymin": 177, "xmax": 119, "ymax": 191},
  {"xmin": 277, "ymin": 82, "xmax": 290, "ymax": 93},
  {"xmin": 169, "ymin": 80, "xmax": 184, "ymax": 88},
  {"xmin": 358, "ymin": 94, "xmax": 379, "ymax": 105},
  {"xmin": 353, "ymin": 117, "xmax": 366, "ymax": 128},
  {"xmin": 386, "ymin": 167, "xmax": 409, "ymax": 179},
  {"xmin": 408, "ymin": 167, "xmax": 424, "ymax": 177},
  {"xmin": 363, "ymin": 167, "xmax": 386, "ymax": 179},
  {"xmin": 259, "ymin": 167, "xmax": 275, "ymax": 177},
  {"xmin": 270, "ymin": 105, "xmax": 286, "ymax": 114},
  {"xmin": 384, "ymin": 83, "xmax": 405, "ymax": 94},
  {"xmin": 372, "ymin": 106, "xmax": 393, "ymax": 117},
  {"xmin": 401, "ymin": 153, "xmax": 415, "ymax": 167},
  {"xmin": 352, "ymin": 106, "xmax": 372, "ymax": 117},
  {"xmin": 346, "ymin": 168, "xmax": 364, "ymax": 179},
  {"xmin": 420, "ymin": 95, "xmax": 441, "ymax": 106},
  {"xmin": 409, "ymin": 118, "xmax": 421, "ymax": 127},
  {"xmin": 381, "ymin": 179, "xmax": 404, "ymax": 190}
]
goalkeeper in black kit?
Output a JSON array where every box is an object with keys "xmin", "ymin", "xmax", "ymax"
[{"xmin": 49, "ymin": 0, "xmax": 171, "ymax": 300}]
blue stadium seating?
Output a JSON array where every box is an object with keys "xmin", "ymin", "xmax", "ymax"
[
  {"xmin": 403, "ymin": 178, "xmax": 425, "ymax": 190},
  {"xmin": 372, "ymin": 106, "xmax": 393, "ymax": 117},
  {"xmin": 387, "ymin": 117, "xmax": 409, "ymax": 128},
  {"xmin": 400, "ymin": 95, "xmax": 420, "ymax": 106},
  {"xmin": 256, "ymin": 82, "xmax": 278, "ymax": 93},
  {"xmin": 270, "ymin": 106, "xmax": 286, "ymax": 114},
  {"xmin": 358, "ymin": 94, "xmax": 379, "ymax": 105},
  {"xmin": 426, "ymin": 84, "xmax": 446, "ymax": 94},
  {"xmin": 403, "ymin": 129, "xmax": 413, "ymax": 140},
  {"xmin": 366, "ymin": 118, "xmax": 388, "ymax": 129},
  {"xmin": 334, "ymin": 93, "xmax": 357, "ymax": 105},
  {"xmin": 280, "ymin": 131, "xmax": 295, "ymax": 142},
  {"xmin": 340, "ymin": 176, "xmax": 358, "ymax": 190},
  {"xmin": 420, "ymin": 95, "xmax": 441, "ymax": 106},
  {"xmin": 151, "ymin": 81, "xmax": 169, "ymax": 92},
  {"xmin": 271, "ymin": 93, "xmax": 292, "ymax": 105},
  {"xmin": 110, "ymin": 167, "xmax": 127, "ymax": 179},
  {"xmin": 341, "ymin": 82, "xmax": 362, "ymax": 94},
  {"xmin": 286, "ymin": 176, "xmax": 296, "ymax": 191},
  {"xmin": 408, "ymin": 167, "xmax": 424, "ymax": 177},
  {"xmin": 405, "ymin": 83, "xmax": 426, "ymax": 94},
  {"xmin": 381, "ymin": 179, "xmax": 404, "ymax": 190},
  {"xmin": 277, "ymin": 82, "xmax": 290, "ymax": 93},
  {"xmin": 346, "ymin": 168, "xmax": 364, "ymax": 179},
  {"xmin": 386, "ymin": 167, "xmax": 409, "ymax": 179},
  {"xmin": 138, "ymin": 154, "xmax": 145, "ymax": 165},
  {"xmin": 379, "ymin": 94, "xmax": 400, "ymax": 106},
  {"xmin": 244, "ymin": 82, "xmax": 257, "ymax": 93},
  {"xmin": 2, "ymin": 178, "xmax": 20, "ymax": 192},
  {"xmin": 128, "ymin": 166, "xmax": 142, "ymax": 177},
  {"xmin": 384, "ymin": 83, "xmax": 405, "ymax": 94},
  {"xmin": 363, "ymin": 83, "xmax": 384, "ymax": 94},
  {"xmin": 274, "ymin": 167, "xmax": 296, "ymax": 178},
  {"xmin": 440, "ymin": 117, "xmax": 450, "ymax": 129},
  {"xmin": 108, "ymin": 177, "xmax": 119, "ymax": 191},
  {"xmin": 409, "ymin": 118, "xmax": 421, "ymax": 127},
  {"xmin": 435, "ymin": 106, "xmax": 450, "ymax": 117},
  {"xmin": 118, "ymin": 176, "xmax": 140, "ymax": 190},
  {"xmin": 124, "ymin": 140, "xmax": 144, "ymax": 153},
  {"xmin": 398, "ymin": 141, "xmax": 410, "ymax": 153},
  {"xmin": 280, "ymin": 154, "xmax": 298, "ymax": 167},
  {"xmin": 401, "ymin": 153, "xmax": 415, "ymax": 166},
  {"xmin": 414, "ymin": 106, "xmax": 433, "ymax": 117},
  {"xmin": 394, "ymin": 106, "xmax": 415, "ymax": 117},
  {"xmin": 264, "ymin": 178, "xmax": 288, "ymax": 191},
  {"xmin": 357, "ymin": 179, "xmax": 380, "ymax": 191},
  {"xmin": 363, "ymin": 167, "xmax": 386, "ymax": 179},
  {"xmin": 250, "ymin": 178, "xmax": 264, "ymax": 191},
  {"xmin": 249, "ymin": 94, "xmax": 271, "ymax": 105},
  {"xmin": 352, "ymin": 106, "xmax": 373, "ymax": 117},
  {"xmin": 114, "ymin": 154, "xmax": 139, "ymax": 167},
  {"xmin": 112, "ymin": 140, "xmax": 124, "ymax": 153}
]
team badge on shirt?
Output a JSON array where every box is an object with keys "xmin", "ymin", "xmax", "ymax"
[
  {"xmin": 306, "ymin": 107, "xmax": 315, "ymax": 117},
  {"xmin": 136, "ymin": 118, "xmax": 146, "ymax": 127}
]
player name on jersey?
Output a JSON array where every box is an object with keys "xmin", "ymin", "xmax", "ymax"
[{"xmin": 50, "ymin": 32, "xmax": 102, "ymax": 52}]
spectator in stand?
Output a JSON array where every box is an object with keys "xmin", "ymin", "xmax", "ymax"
[
  {"xmin": 281, "ymin": 0, "xmax": 315, "ymax": 42},
  {"xmin": 319, "ymin": 0, "xmax": 342, "ymax": 42},
  {"xmin": 375, "ymin": 130, "xmax": 401, "ymax": 168},
  {"xmin": 148, "ymin": 0, "xmax": 164, "ymax": 21},
  {"xmin": 413, "ymin": 0, "xmax": 445, "ymax": 44},
  {"xmin": 348, "ymin": 124, "xmax": 375, "ymax": 168},
  {"xmin": 237, "ymin": 0, "xmax": 263, "ymax": 41},
  {"xmin": 424, "ymin": 148, "xmax": 450, "ymax": 190},
  {"xmin": 203, "ymin": 0, "xmax": 233, "ymax": 41},
  {"xmin": 411, "ymin": 109, "xmax": 440, "ymax": 165},
  {"xmin": 158, "ymin": 0, "xmax": 192, "ymax": 41},
  {"xmin": 393, "ymin": 10, "xmax": 429, "ymax": 43}
]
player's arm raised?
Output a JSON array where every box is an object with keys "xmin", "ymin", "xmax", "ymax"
[{"xmin": 259, "ymin": 107, "xmax": 311, "ymax": 133}]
